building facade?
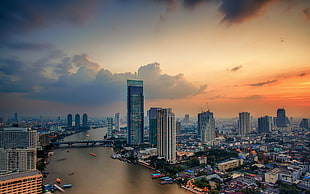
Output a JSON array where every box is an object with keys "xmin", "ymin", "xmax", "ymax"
[
  {"xmin": 148, "ymin": 107, "xmax": 161, "ymax": 147},
  {"xmin": 198, "ymin": 110, "xmax": 215, "ymax": 145},
  {"xmin": 299, "ymin": 118, "xmax": 309, "ymax": 129},
  {"xmin": 75, "ymin": 114, "xmax": 80, "ymax": 128},
  {"xmin": 0, "ymin": 148, "xmax": 36, "ymax": 173},
  {"xmin": 114, "ymin": 112, "xmax": 120, "ymax": 132},
  {"xmin": 0, "ymin": 170, "xmax": 42, "ymax": 194},
  {"xmin": 238, "ymin": 112, "xmax": 250, "ymax": 136},
  {"xmin": 157, "ymin": 108, "xmax": 176, "ymax": 164},
  {"xmin": 82, "ymin": 113, "xmax": 88, "ymax": 129},
  {"xmin": 258, "ymin": 115, "xmax": 272, "ymax": 133},
  {"xmin": 67, "ymin": 114, "xmax": 72, "ymax": 128},
  {"xmin": 218, "ymin": 159, "xmax": 240, "ymax": 171},
  {"xmin": 127, "ymin": 80, "xmax": 144, "ymax": 145},
  {"xmin": 107, "ymin": 117, "xmax": 113, "ymax": 138},
  {"xmin": 276, "ymin": 108, "xmax": 288, "ymax": 127},
  {"xmin": 0, "ymin": 128, "xmax": 38, "ymax": 149}
]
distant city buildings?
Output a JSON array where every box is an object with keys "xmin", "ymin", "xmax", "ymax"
[
  {"xmin": 299, "ymin": 118, "xmax": 309, "ymax": 129},
  {"xmin": 82, "ymin": 113, "xmax": 88, "ymax": 128},
  {"xmin": 276, "ymin": 108, "xmax": 289, "ymax": 127},
  {"xmin": 107, "ymin": 117, "xmax": 113, "ymax": 138},
  {"xmin": 238, "ymin": 112, "xmax": 250, "ymax": 136},
  {"xmin": 258, "ymin": 115, "xmax": 272, "ymax": 133},
  {"xmin": 67, "ymin": 114, "xmax": 72, "ymax": 128},
  {"xmin": 157, "ymin": 108, "xmax": 176, "ymax": 164},
  {"xmin": 198, "ymin": 110, "xmax": 215, "ymax": 145},
  {"xmin": 183, "ymin": 114, "xmax": 190, "ymax": 123},
  {"xmin": 114, "ymin": 112, "xmax": 120, "ymax": 132},
  {"xmin": 127, "ymin": 80, "xmax": 144, "ymax": 145},
  {"xmin": 75, "ymin": 114, "xmax": 80, "ymax": 128}
]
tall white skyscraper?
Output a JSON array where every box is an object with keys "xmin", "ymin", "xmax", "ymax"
[
  {"xmin": 157, "ymin": 108, "xmax": 176, "ymax": 164},
  {"xmin": 238, "ymin": 112, "xmax": 250, "ymax": 136},
  {"xmin": 198, "ymin": 110, "xmax": 215, "ymax": 145}
]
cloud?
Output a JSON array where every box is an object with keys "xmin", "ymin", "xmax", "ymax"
[
  {"xmin": 218, "ymin": 0, "xmax": 276, "ymax": 24},
  {"xmin": 0, "ymin": 55, "xmax": 206, "ymax": 106},
  {"xmin": 248, "ymin": 80, "xmax": 278, "ymax": 87},
  {"xmin": 303, "ymin": 8, "xmax": 310, "ymax": 21},
  {"xmin": 0, "ymin": 0, "xmax": 100, "ymax": 40},
  {"xmin": 234, "ymin": 95, "xmax": 264, "ymax": 100},
  {"xmin": 229, "ymin": 65, "xmax": 243, "ymax": 72},
  {"xmin": 2, "ymin": 41, "xmax": 52, "ymax": 51},
  {"xmin": 298, "ymin": 72, "xmax": 307, "ymax": 77},
  {"xmin": 183, "ymin": 0, "xmax": 206, "ymax": 9}
]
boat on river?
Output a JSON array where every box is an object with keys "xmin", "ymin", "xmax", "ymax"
[{"xmin": 90, "ymin": 153, "xmax": 96, "ymax": 157}]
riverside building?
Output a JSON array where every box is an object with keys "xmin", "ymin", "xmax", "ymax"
[{"xmin": 127, "ymin": 80, "xmax": 144, "ymax": 145}]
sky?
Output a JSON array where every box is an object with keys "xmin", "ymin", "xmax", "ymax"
[{"xmin": 0, "ymin": 0, "xmax": 309, "ymax": 119}]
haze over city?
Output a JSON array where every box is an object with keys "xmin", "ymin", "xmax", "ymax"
[{"xmin": 0, "ymin": 0, "xmax": 309, "ymax": 118}]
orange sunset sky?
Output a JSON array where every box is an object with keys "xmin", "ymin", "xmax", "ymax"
[{"xmin": 0, "ymin": 0, "xmax": 309, "ymax": 118}]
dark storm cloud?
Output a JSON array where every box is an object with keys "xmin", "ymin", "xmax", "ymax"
[
  {"xmin": 218, "ymin": 0, "xmax": 275, "ymax": 24},
  {"xmin": 229, "ymin": 65, "xmax": 243, "ymax": 72},
  {"xmin": 3, "ymin": 41, "xmax": 52, "ymax": 51},
  {"xmin": 248, "ymin": 80, "xmax": 278, "ymax": 87},
  {"xmin": 0, "ymin": 0, "xmax": 99, "ymax": 39},
  {"xmin": 0, "ymin": 54, "xmax": 206, "ymax": 106},
  {"xmin": 183, "ymin": 0, "xmax": 206, "ymax": 9}
]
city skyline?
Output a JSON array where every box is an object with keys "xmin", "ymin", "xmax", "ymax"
[{"xmin": 0, "ymin": 0, "xmax": 309, "ymax": 118}]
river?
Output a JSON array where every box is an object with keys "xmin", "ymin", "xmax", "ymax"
[{"xmin": 43, "ymin": 128, "xmax": 190, "ymax": 194}]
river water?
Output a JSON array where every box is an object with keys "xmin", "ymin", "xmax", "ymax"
[{"xmin": 43, "ymin": 128, "xmax": 189, "ymax": 194}]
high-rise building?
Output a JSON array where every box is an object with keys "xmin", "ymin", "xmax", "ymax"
[
  {"xmin": 148, "ymin": 108, "xmax": 161, "ymax": 147},
  {"xmin": 67, "ymin": 114, "xmax": 72, "ymax": 128},
  {"xmin": 82, "ymin": 113, "xmax": 88, "ymax": 129},
  {"xmin": 13, "ymin": 113, "xmax": 18, "ymax": 123},
  {"xmin": 183, "ymin": 114, "xmax": 190, "ymax": 123},
  {"xmin": 114, "ymin": 112, "xmax": 120, "ymax": 132},
  {"xmin": 0, "ymin": 128, "xmax": 38, "ymax": 149},
  {"xmin": 276, "ymin": 108, "xmax": 288, "ymax": 127},
  {"xmin": 107, "ymin": 117, "xmax": 113, "ymax": 138},
  {"xmin": 127, "ymin": 80, "xmax": 144, "ymax": 145},
  {"xmin": 75, "ymin": 114, "xmax": 80, "ymax": 128},
  {"xmin": 238, "ymin": 112, "xmax": 250, "ymax": 136},
  {"xmin": 0, "ymin": 148, "xmax": 36, "ymax": 172},
  {"xmin": 258, "ymin": 115, "xmax": 272, "ymax": 133},
  {"xmin": 157, "ymin": 108, "xmax": 176, "ymax": 164},
  {"xmin": 0, "ymin": 170, "xmax": 42, "ymax": 194},
  {"xmin": 198, "ymin": 110, "xmax": 215, "ymax": 145},
  {"xmin": 299, "ymin": 118, "xmax": 309, "ymax": 129},
  {"xmin": 176, "ymin": 121, "xmax": 181, "ymax": 135}
]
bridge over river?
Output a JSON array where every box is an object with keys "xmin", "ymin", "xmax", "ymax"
[{"xmin": 52, "ymin": 139, "xmax": 114, "ymax": 148}]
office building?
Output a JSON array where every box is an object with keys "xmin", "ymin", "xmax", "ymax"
[
  {"xmin": 198, "ymin": 110, "xmax": 215, "ymax": 145},
  {"xmin": 157, "ymin": 108, "xmax": 176, "ymax": 164},
  {"xmin": 107, "ymin": 117, "xmax": 113, "ymax": 138},
  {"xmin": 82, "ymin": 113, "xmax": 88, "ymax": 129},
  {"xmin": 238, "ymin": 112, "xmax": 250, "ymax": 136},
  {"xmin": 75, "ymin": 114, "xmax": 80, "ymax": 128},
  {"xmin": 148, "ymin": 108, "xmax": 161, "ymax": 147},
  {"xmin": 67, "ymin": 114, "xmax": 72, "ymax": 128},
  {"xmin": 127, "ymin": 80, "xmax": 144, "ymax": 145},
  {"xmin": 299, "ymin": 118, "xmax": 309, "ymax": 129},
  {"xmin": 0, "ymin": 128, "xmax": 38, "ymax": 149},
  {"xmin": 0, "ymin": 170, "xmax": 42, "ymax": 194},
  {"xmin": 115, "ymin": 112, "xmax": 120, "ymax": 132},
  {"xmin": 0, "ymin": 148, "xmax": 36, "ymax": 172},
  {"xmin": 258, "ymin": 115, "xmax": 272, "ymax": 133},
  {"xmin": 13, "ymin": 113, "xmax": 18, "ymax": 123},
  {"xmin": 183, "ymin": 114, "xmax": 190, "ymax": 123},
  {"xmin": 276, "ymin": 108, "xmax": 288, "ymax": 127}
]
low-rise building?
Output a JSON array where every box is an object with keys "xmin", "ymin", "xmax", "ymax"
[
  {"xmin": 265, "ymin": 168, "xmax": 281, "ymax": 184},
  {"xmin": 218, "ymin": 159, "xmax": 240, "ymax": 171},
  {"xmin": 0, "ymin": 170, "xmax": 42, "ymax": 194}
]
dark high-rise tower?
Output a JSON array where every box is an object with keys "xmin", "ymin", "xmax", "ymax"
[
  {"xmin": 148, "ymin": 107, "xmax": 161, "ymax": 147},
  {"xmin": 82, "ymin": 113, "xmax": 88, "ymax": 129},
  {"xmin": 67, "ymin": 114, "xmax": 72, "ymax": 128},
  {"xmin": 258, "ymin": 115, "xmax": 272, "ymax": 133},
  {"xmin": 299, "ymin": 118, "xmax": 309, "ymax": 129},
  {"xmin": 75, "ymin": 114, "xmax": 80, "ymax": 128},
  {"xmin": 127, "ymin": 80, "xmax": 144, "ymax": 145},
  {"xmin": 276, "ymin": 108, "xmax": 287, "ymax": 127}
]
